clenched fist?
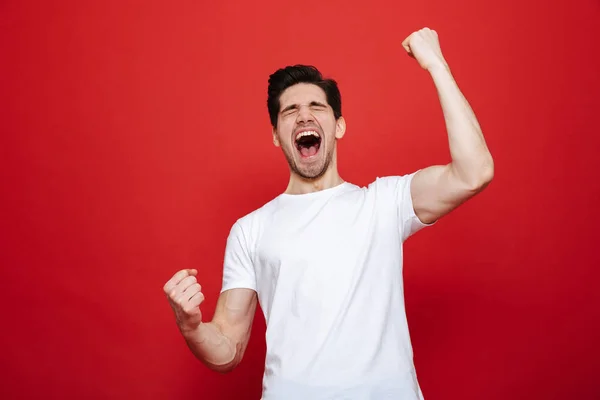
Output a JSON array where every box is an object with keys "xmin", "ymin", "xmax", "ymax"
[
  {"xmin": 163, "ymin": 269, "xmax": 205, "ymax": 332},
  {"xmin": 402, "ymin": 27, "xmax": 447, "ymax": 71}
]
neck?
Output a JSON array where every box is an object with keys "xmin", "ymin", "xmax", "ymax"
[
  {"xmin": 285, "ymin": 169, "xmax": 344, "ymax": 195},
  {"xmin": 284, "ymin": 153, "xmax": 344, "ymax": 194}
]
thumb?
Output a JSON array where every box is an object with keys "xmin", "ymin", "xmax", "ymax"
[{"xmin": 401, "ymin": 34, "xmax": 413, "ymax": 55}]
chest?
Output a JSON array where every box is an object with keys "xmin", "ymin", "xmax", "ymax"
[{"xmin": 254, "ymin": 197, "xmax": 400, "ymax": 287}]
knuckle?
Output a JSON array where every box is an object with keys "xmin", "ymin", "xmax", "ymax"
[{"xmin": 177, "ymin": 271, "xmax": 188, "ymax": 280}]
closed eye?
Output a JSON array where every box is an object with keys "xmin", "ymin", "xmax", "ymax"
[
  {"xmin": 280, "ymin": 102, "xmax": 328, "ymax": 116},
  {"xmin": 280, "ymin": 105, "xmax": 298, "ymax": 116},
  {"xmin": 309, "ymin": 101, "xmax": 327, "ymax": 110}
]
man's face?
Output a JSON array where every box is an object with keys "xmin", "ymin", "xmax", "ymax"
[{"xmin": 273, "ymin": 83, "xmax": 345, "ymax": 180}]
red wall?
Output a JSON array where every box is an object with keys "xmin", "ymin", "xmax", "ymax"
[{"xmin": 1, "ymin": 1, "xmax": 599, "ymax": 399}]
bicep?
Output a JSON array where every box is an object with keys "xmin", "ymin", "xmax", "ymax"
[
  {"xmin": 411, "ymin": 164, "xmax": 481, "ymax": 224},
  {"xmin": 212, "ymin": 288, "xmax": 258, "ymax": 347}
]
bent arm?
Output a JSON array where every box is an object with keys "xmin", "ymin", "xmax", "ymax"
[
  {"xmin": 412, "ymin": 64, "xmax": 494, "ymax": 224},
  {"xmin": 182, "ymin": 288, "xmax": 257, "ymax": 373}
]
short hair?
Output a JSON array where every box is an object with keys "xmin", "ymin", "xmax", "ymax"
[{"xmin": 267, "ymin": 65, "xmax": 342, "ymax": 127}]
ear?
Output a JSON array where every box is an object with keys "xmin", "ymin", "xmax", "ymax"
[
  {"xmin": 335, "ymin": 116, "xmax": 346, "ymax": 140},
  {"xmin": 272, "ymin": 127, "xmax": 281, "ymax": 147}
]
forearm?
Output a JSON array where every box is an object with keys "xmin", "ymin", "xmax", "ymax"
[
  {"xmin": 180, "ymin": 322, "xmax": 238, "ymax": 373},
  {"xmin": 430, "ymin": 64, "xmax": 494, "ymax": 187}
]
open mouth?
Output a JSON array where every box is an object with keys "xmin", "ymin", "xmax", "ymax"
[{"xmin": 295, "ymin": 130, "xmax": 321, "ymax": 158}]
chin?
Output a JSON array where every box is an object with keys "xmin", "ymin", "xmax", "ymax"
[{"xmin": 294, "ymin": 159, "xmax": 329, "ymax": 180}]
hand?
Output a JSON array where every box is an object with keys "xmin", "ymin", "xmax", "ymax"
[
  {"xmin": 163, "ymin": 269, "xmax": 205, "ymax": 332},
  {"xmin": 402, "ymin": 27, "xmax": 447, "ymax": 72}
]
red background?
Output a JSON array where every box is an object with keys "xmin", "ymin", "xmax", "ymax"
[{"xmin": 1, "ymin": 1, "xmax": 599, "ymax": 399}]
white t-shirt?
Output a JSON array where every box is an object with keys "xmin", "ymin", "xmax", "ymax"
[{"xmin": 221, "ymin": 173, "xmax": 432, "ymax": 399}]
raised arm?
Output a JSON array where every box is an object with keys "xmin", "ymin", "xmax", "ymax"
[
  {"xmin": 163, "ymin": 269, "xmax": 258, "ymax": 373},
  {"xmin": 402, "ymin": 28, "xmax": 494, "ymax": 225}
]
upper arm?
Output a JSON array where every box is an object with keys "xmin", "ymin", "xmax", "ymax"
[
  {"xmin": 215, "ymin": 219, "xmax": 259, "ymax": 358},
  {"xmin": 411, "ymin": 163, "xmax": 491, "ymax": 224},
  {"xmin": 221, "ymin": 221, "xmax": 257, "ymax": 292}
]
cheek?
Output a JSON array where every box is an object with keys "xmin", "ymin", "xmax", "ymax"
[
  {"xmin": 318, "ymin": 118, "xmax": 337, "ymax": 140},
  {"xmin": 278, "ymin": 120, "xmax": 294, "ymax": 139}
]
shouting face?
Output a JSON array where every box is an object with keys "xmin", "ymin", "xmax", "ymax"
[{"xmin": 273, "ymin": 83, "xmax": 346, "ymax": 180}]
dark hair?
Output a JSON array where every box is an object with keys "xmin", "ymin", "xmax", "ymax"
[{"xmin": 267, "ymin": 65, "xmax": 342, "ymax": 127}]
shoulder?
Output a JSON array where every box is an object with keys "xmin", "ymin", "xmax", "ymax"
[
  {"xmin": 364, "ymin": 172, "xmax": 418, "ymax": 198},
  {"xmin": 228, "ymin": 196, "xmax": 281, "ymax": 242}
]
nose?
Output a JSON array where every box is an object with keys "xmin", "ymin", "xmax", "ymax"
[{"xmin": 296, "ymin": 104, "xmax": 314, "ymax": 124}]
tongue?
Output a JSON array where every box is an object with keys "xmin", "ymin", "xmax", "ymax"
[{"xmin": 300, "ymin": 145, "xmax": 318, "ymax": 157}]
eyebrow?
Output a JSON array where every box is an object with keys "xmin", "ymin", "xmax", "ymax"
[{"xmin": 280, "ymin": 101, "xmax": 328, "ymax": 114}]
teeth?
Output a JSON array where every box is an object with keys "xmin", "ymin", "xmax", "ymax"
[{"xmin": 295, "ymin": 130, "xmax": 320, "ymax": 140}]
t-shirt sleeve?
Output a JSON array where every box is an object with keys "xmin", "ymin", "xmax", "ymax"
[
  {"xmin": 220, "ymin": 220, "xmax": 257, "ymax": 293},
  {"xmin": 373, "ymin": 171, "xmax": 435, "ymax": 242}
]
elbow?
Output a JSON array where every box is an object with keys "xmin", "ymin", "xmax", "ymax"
[
  {"xmin": 203, "ymin": 358, "xmax": 240, "ymax": 374},
  {"xmin": 471, "ymin": 156, "xmax": 494, "ymax": 192},
  {"xmin": 457, "ymin": 155, "xmax": 494, "ymax": 193},
  {"xmin": 483, "ymin": 154, "xmax": 495, "ymax": 183},
  {"xmin": 200, "ymin": 340, "xmax": 245, "ymax": 374}
]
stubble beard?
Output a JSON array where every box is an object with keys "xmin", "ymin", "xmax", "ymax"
[{"xmin": 283, "ymin": 145, "xmax": 334, "ymax": 180}]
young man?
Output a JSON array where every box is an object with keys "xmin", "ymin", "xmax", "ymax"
[{"xmin": 164, "ymin": 27, "xmax": 494, "ymax": 399}]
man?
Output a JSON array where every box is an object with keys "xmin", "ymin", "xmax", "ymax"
[{"xmin": 163, "ymin": 27, "xmax": 493, "ymax": 399}]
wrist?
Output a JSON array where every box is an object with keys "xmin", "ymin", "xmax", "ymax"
[
  {"xmin": 428, "ymin": 62, "xmax": 454, "ymax": 85},
  {"xmin": 179, "ymin": 320, "xmax": 204, "ymax": 339},
  {"xmin": 427, "ymin": 59, "xmax": 450, "ymax": 76}
]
